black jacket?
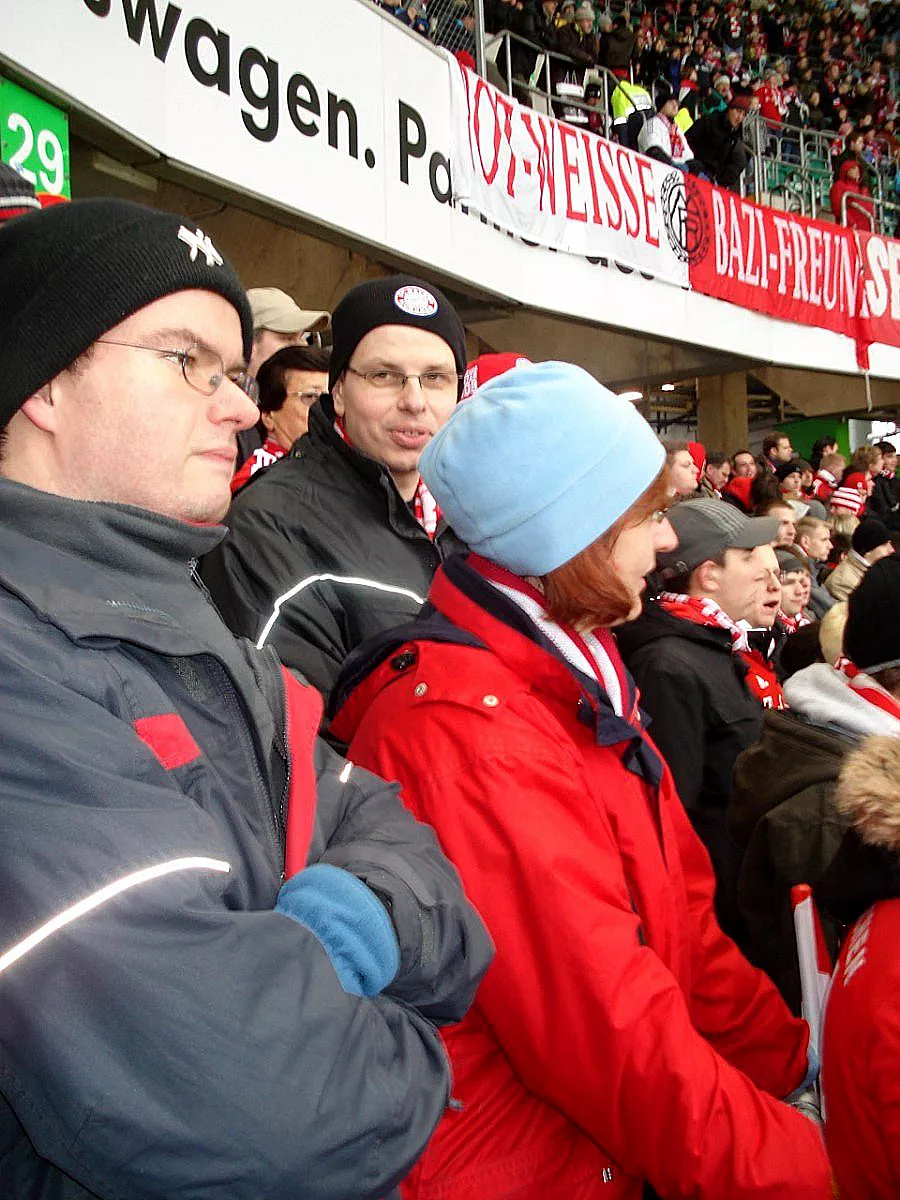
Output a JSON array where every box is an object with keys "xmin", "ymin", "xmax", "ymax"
[
  {"xmin": 202, "ymin": 396, "xmax": 466, "ymax": 700},
  {"xmin": 727, "ymin": 710, "xmax": 855, "ymax": 1011},
  {"xmin": 617, "ymin": 602, "xmax": 765, "ymax": 936},
  {"xmin": 0, "ymin": 479, "xmax": 491, "ymax": 1200},
  {"xmin": 685, "ymin": 109, "xmax": 748, "ymax": 189}
]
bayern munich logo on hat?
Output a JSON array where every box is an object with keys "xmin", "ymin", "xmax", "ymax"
[{"xmin": 393, "ymin": 285, "xmax": 439, "ymax": 317}]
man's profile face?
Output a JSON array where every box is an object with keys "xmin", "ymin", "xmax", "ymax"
[
  {"xmin": 800, "ymin": 523, "xmax": 832, "ymax": 561},
  {"xmin": 733, "ymin": 452, "xmax": 757, "ymax": 478},
  {"xmin": 706, "ymin": 460, "xmax": 731, "ymax": 490},
  {"xmin": 331, "ymin": 324, "xmax": 458, "ymax": 497},
  {"xmin": 773, "ymin": 436, "xmax": 793, "ymax": 463},
  {"xmin": 34, "ymin": 290, "xmax": 257, "ymax": 524},
  {"xmin": 708, "ymin": 544, "xmax": 779, "ymax": 626},
  {"xmin": 768, "ymin": 504, "xmax": 796, "ymax": 545}
]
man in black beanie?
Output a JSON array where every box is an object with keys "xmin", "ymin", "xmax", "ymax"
[
  {"xmin": 825, "ymin": 517, "xmax": 895, "ymax": 602},
  {"xmin": 0, "ymin": 199, "xmax": 490, "ymax": 1200},
  {"xmin": 202, "ymin": 273, "xmax": 469, "ymax": 698}
]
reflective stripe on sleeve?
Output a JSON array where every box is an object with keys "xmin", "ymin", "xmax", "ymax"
[
  {"xmin": 0, "ymin": 857, "xmax": 231, "ymax": 976},
  {"xmin": 256, "ymin": 574, "xmax": 426, "ymax": 650}
]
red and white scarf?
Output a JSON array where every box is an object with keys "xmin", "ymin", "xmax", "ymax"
[
  {"xmin": 473, "ymin": 555, "xmax": 637, "ymax": 722},
  {"xmin": 658, "ymin": 592, "xmax": 788, "ymax": 710},
  {"xmin": 334, "ymin": 416, "xmax": 441, "ymax": 539},
  {"xmin": 778, "ymin": 610, "xmax": 813, "ymax": 634},
  {"xmin": 836, "ymin": 659, "xmax": 900, "ymax": 723}
]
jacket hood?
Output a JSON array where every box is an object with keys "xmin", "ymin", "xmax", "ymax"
[
  {"xmin": 834, "ymin": 736, "xmax": 900, "ymax": 851},
  {"xmin": 783, "ymin": 662, "xmax": 900, "ymax": 738},
  {"xmin": 818, "ymin": 734, "xmax": 900, "ymax": 923},
  {"xmin": 837, "ymin": 159, "xmax": 864, "ymax": 186}
]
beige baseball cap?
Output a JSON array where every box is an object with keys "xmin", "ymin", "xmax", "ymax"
[{"xmin": 247, "ymin": 287, "xmax": 330, "ymax": 335}]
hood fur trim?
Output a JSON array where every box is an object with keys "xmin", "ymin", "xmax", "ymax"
[{"xmin": 835, "ymin": 736, "xmax": 900, "ymax": 849}]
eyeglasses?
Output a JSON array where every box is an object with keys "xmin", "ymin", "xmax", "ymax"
[
  {"xmin": 284, "ymin": 390, "xmax": 323, "ymax": 407},
  {"xmin": 345, "ymin": 364, "xmax": 461, "ymax": 394},
  {"xmin": 96, "ymin": 340, "xmax": 260, "ymax": 405}
]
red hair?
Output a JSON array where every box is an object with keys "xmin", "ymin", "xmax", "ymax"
[{"xmin": 542, "ymin": 467, "xmax": 671, "ymax": 630}]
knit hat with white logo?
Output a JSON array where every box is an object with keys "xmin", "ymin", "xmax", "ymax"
[
  {"xmin": 0, "ymin": 197, "xmax": 253, "ymax": 427},
  {"xmin": 328, "ymin": 274, "xmax": 467, "ymax": 392}
]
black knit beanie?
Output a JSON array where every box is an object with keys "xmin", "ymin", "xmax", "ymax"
[
  {"xmin": 0, "ymin": 162, "xmax": 40, "ymax": 223},
  {"xmin": 852, "ymin": 518, "xmax": 893, "ymax": 557},
  {"xmin": 0, "ymin": 198, "xmax": 253, "ymax": 426},
  {"xmin": 328, "ymin": 274, "xmax": 467, "ymax": 392},
  {"xmin": 845, "ymin": 553, "xmax": 900, "ymax": 672}
]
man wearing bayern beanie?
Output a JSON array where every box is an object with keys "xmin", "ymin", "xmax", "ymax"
[
  {"xmin": 202, "ymin": 273, "xmax": 470, "ymax": 699},
  {"xmin": 0, "ymin": 199, "xmax": 491, "ymax": 1200}
]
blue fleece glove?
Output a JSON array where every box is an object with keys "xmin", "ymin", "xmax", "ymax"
[{"xmin": 275, "ymin": 863, "xmax": 400, "ymax": 997}]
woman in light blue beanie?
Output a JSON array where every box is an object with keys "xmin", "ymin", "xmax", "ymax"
[{"xmin": 330, "ymin": 360, "xmax": 833, "ymax": 1200}]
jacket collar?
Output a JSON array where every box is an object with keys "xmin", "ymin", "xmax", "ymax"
[
  {"xmin": 0, "ymin": 478, "xmax": 225, "ymax": 654},
  {"xmin": 304, "ymin": 396, "xmax": 446, "ymax": 540},
  {"xmin": 432, "ymin": 556, "xmax": 664, "ymax": 786}
]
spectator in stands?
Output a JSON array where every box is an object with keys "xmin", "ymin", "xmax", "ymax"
[
  {"xmin": 730, "ymin": 557, "xmax": 900, "ymax": 1021},
  {"xmin": 732, "ymin": 449, "xmax": 758, "ymax": 479},
  {"xmin": 833, "ymin": 128, "xmax": 878, "ymax": 195},
  {"xmin": 762, "ymin": 431, "xmax": 795, "ymax": 472},
  {"xmin": 202, "ymin": 275, "xmax": 468, "ymax": 699},
  {"xmin": 869, "ymin": 439, "xmax": 899, "ymax": 525},
  {"xmin": 776, "ymin": 546, "xmax": 815, "ymax": 633},
  {"xmin": 829, "ymin": 470, "xmax": 871, "ymax": 518},
  {"xmin": 691, "ymin": 93, "xmax": 753, "ymax": 192},
  {"xmin": 700, "ymin": 449, "xmax": 731, "ymax": 498},
  {"xmin": 758, "ymin": 497, "xmax": 799, "ymax": 546},
  {"xmin": 818, "ymin": 570, "xmax": 900, "ymax": 1197},
  {"xmin": 775, "ymin": 460, "xmax": 804, "ymax": 501},
  {"xmin": 704, "ymin": 73, "xmax": 733, "ymax": 116},
  {"xmin": 0, "ymin": 161, "xmax": 41, "ymax": 224},
  {"xmin": 826, "ymin": 518, "xmax": 895, "ymax": 601},
  {"xmin": 810, "ymin": 436, "xmax": 838, "ymax": 473},
  {"xmin": 811, "ymin": 451, "xmax": 846, "ymax": 502},
  {"xmin": 331, "ymin": 362, "xmax": 832, "ymax": 1200},
  {"xmin": 638, "ymin": 82, "xmax": 694, "ymax": 166},
  {"xmin": 557, "ymin": 0, "xmax": 599, "ymax": 66},
  {"xmin": 830, "ymin": 160, "xmax": 876, "ymax": 230},
  {"xmin": 598, "ymin": 13, "xmax": 635, "ymax": 76},
  {"xmin": 231, "ymin": 346, "xmax": 330, "ymax": 495},
  {"xmin": 796, "ymin": 515, "xmax": 836, "ymax": 618},
  {"xmin": 0, "ymin": 198, "xmax": 490, "ymax": 1199},
  {"xmin": 664, "ymin": 438, "xmax": 700, "ymax": 497},
  {"xmin": 247, "ymin": 287, "xmax": 330, "ymax": 377},
  {"xmin": 618, "ymin": 500, "xmax": 784, "ymax": 936},
  {"xmin": 723, "ymin": 474, "xmax": 754, "ymax": 513}
]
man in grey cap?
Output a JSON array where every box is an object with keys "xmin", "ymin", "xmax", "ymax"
[
  {"xmin": 247, "ymin": 287, "xmax": 331, "ymax": 376},
  {"xmin": 617, "ymin": 499, "xmax": 782, "ymax": 936}
]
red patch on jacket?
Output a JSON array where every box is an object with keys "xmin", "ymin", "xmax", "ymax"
[{"xmin": 134, "ymin": 713, "xmax": 202, "ymax": 770}]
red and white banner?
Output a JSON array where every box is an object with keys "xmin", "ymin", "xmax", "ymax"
[
  {"xmin": 448, "ymin": 60, "xmax": 689, "ymax": 288},
  {"xmin": 686, "ymin": 175, "xmax": 900, "ymax": 365},
  {"xmin": 449, "ymin": 61, "xmax": 900, "ymax": 361}
]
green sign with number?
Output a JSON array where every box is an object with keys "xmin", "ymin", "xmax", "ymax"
[{"xmin": 0, "ymin": 78, "xmax": 70, "ymax": 200}]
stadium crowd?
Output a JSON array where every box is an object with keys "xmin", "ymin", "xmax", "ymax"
[
  {"xmin": 381, "ymin": 0, "xmax": 900, "ymax": 218},
  {"xmin": 2, "ymin": 141, "xmax": 900, "ymax": 1200}
]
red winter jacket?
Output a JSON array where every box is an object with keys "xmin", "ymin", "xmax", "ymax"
[
  {"xmin": 830, "ymin": 160, "xmax": 875, "ymax": 231},
  {"xmin": 332, "ymin": 558, "xmax": 833, "ymax": 1200},
  {"xmin": 823, "ymin": 898, "xmax": 900, "ymax": 1198}
]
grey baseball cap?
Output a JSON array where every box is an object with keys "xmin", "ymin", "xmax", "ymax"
[{"xmin": 658, "ymin": 498, "xmax": 781, "ymax": 577}]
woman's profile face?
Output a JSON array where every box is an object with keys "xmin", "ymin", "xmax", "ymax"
[{"xmin": 609, "ymin": 510, "xmax": 678, "ymax": 623}]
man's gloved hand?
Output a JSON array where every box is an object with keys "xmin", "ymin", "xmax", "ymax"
[{"xmin": 275, "ymin": 863, "xmax": 400, "ymax": 997}]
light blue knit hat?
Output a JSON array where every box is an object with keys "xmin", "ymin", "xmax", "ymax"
[{"xmin": 419, "ymin": 360, "xmax": 666, "ymax": 575}]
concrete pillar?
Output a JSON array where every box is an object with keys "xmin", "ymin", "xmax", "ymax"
[{"xmin": 696, "ymin": 371, "xmax": 749, "ymax": 452}]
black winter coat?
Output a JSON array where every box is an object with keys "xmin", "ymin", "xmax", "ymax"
[
  {"xmin": 617, "ymin": 602, "xmax": 765, "ymax": 937},
  {"xmin": 0, "ymin": 479, "xmax": 491, "ymax": 1200},
  {"xmin": 727, "ymin": 711, "xmax": 855, "ymax": 1012},
  {"xmin": 686, "ymin": 109, "xmax": 748, "ymax": 189},
  {"xmin": 202, "ymin": 396, "xmax": 466, "ymax": 700}
]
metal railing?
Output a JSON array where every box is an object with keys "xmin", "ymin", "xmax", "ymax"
[
  {"xmin": 840, "ymin": 188, "xmax": 900, "ymax": 236},
  {"xmin": 484, "ymin": 28, "xmax": 628, "ymax": 138}
]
